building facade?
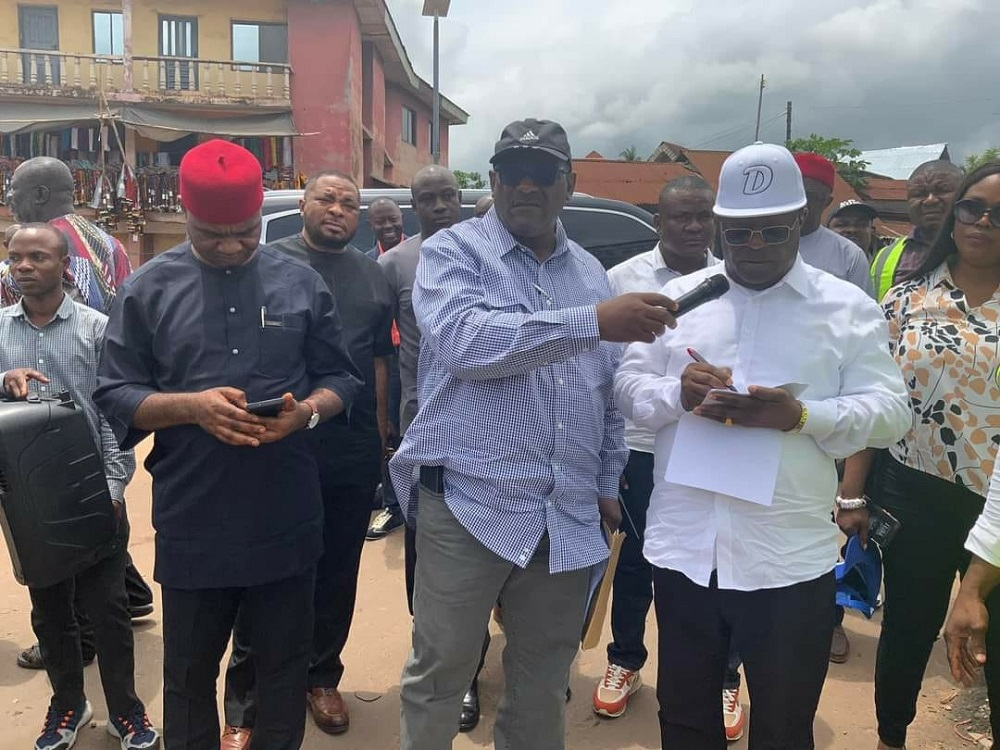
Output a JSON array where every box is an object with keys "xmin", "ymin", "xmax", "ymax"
[{"xmin": 0, "ymin": 0, "xmax": 467, "ymax": 261}]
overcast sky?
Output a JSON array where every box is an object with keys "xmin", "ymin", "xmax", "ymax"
[{"xmin": 387, "ymin": 0, "xmax": 1000, "ymax": 175}]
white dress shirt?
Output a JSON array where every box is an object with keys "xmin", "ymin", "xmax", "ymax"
[
  {"xmin": 967, "ymin": 459, "xmax": 1000, "ymax": 568},
  {"xmin": 614, "ymin": 258, "xmax": 910, "ymax": 591},
  {"xmin": 607, "ymin": 244, "xmax": 721, "ymax": 453}
]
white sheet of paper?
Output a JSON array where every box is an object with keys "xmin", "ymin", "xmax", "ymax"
[
  {"xmin": 705, "ymin": 382, "xmax": 809, "ymax": 402},
  {"xmin": 664, "ymin": 413, "xmax": 784, "ymax": 506}
]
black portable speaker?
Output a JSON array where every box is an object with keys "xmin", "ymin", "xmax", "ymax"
[{"xmin": 0, "ymin": 394, "xmax": 117, "ymax": 588}]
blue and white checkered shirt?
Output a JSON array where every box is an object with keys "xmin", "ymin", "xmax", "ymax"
[
  {"xmin": 388, "ymin": 209, "xmax": 628, "ymax": 574},
  {"xmin": 0, "ymin": 294, "xmax": 135, "ymax": 500}
]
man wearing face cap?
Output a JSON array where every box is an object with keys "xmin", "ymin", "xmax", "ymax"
[
  {"xmin": 614, "ymin": 142, "xmax": 909, "ymax": 749},
  {"xmin": 95, "ymin": 140, "xmax": 362, "ymax": 750},
  {"xmin": 388, "ymin": 118, "xmax": 679, "ymax": 750}
]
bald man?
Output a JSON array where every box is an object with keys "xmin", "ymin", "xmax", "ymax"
[
  {"xmin": 367, "ymin": 197, "xmax": 405, "ymax": 259},
  {"xmin": 474, "ymin": 195, "xmax": 494, "ymax": 218},
  {"xmin": 870, "ymin": 160, "xmax": 964, "ymax": 300}
]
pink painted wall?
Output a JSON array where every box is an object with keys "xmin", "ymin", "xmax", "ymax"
[
  {"xmin": 288, "ymin": 0, "xmax": 363, "ymax": 182},
  {"xmin": 362, "ymin": 42, "xmax": 387, "ymax": 185},
  {"xmin": 384, "ymin": 82, "xmax": 450, "ymax": 186}
]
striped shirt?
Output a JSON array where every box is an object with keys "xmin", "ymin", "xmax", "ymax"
[
  {"xmin": 0, "ymin": 294, "xmax": 135, "ymax": 499},
  {"xmin": 388, "ymin": 208, "xmax": 628, "ymax": 574}
]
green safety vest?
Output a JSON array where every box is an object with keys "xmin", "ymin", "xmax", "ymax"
[{"xmin": 870, "ymin": 237, "xmax": 908, "ymax": 302}]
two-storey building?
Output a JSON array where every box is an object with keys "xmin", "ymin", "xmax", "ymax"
[{"xmin": 0, "ymin": 0, "xmax": 467, "ymax": 260}]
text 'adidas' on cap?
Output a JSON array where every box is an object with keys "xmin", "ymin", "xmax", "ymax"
[
  {"xmin": 490, "ymin": 119, "xmax": 572, "ymax": 164},
  {"xmin": 714, "ymin": 142, "xmax": 807, "ymax": 219}
]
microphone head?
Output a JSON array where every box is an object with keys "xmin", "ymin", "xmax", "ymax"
[{"xmin": 705, "ymin": 274, "xmax": 730, "ymax": 294}]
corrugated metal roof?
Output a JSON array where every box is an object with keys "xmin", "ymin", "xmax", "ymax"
[
  {"xmin": 573, "ymin": 159, "xmax": 695, "ymax": 206},
  {"xmin": 860, "ymin": 144, "xmax": 949, "ymax": 180}
]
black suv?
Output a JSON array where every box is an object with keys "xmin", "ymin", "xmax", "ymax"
[{"xmin": 260, "ymin": 188, "xmax": 658, "ymax": 269}]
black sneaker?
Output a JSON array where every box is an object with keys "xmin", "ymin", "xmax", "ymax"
[
  {"xmin": 34, "ymin": 700, "xmax": 92, "ymax": 750},
  {"xmin": 129, "ymin": 603, "xmax": 155, "ymax": 621},
  {"xmin": 366, "ymin": 508, "xmax": 404, "ymax": 540}
]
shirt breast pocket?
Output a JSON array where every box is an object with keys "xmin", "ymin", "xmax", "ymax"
[{"xmin": 258, "ymin": 315, "xmax": 306, "ymax": 377}]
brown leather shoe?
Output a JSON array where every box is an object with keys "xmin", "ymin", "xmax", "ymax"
[
  {"xmin": 307, "ymin": 687, "xmax": 349, "ymax": 734},
  {"xmin": 830, "ymin": 624, "xmax": 851, "ymax": 664},
  {"xmin": 220, "ymin": 726, "xmax": 252, "ymax": 750}
]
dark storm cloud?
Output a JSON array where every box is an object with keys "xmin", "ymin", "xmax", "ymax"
[{"xmin": 388, "ymin": 0, "xmax": 1000, "ymax": 173}]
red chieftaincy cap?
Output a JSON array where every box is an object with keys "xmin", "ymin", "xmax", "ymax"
[
  {"xmin": 793, "ymin": 152, "xmax": 837, "ymax": 191},
  {"xmin": 179, "ymin": 139, "xmax": 264, "ymax": 224}
]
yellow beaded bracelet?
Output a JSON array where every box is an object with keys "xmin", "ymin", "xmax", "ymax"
[{"xmin": 789, "ymin": 403, "xmax": 808, "ymax": 434}]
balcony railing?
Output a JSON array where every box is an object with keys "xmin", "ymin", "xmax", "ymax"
[{"xmin": 0, "ymin": 48, "xmax": 291, "ymax": 105}]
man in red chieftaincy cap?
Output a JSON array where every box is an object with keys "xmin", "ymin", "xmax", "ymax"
[
  {"xmin": 791, "ymin": 152, "xmax": 874, "ymax": 296},
  {"xmin": 94, "ymin": 140, "xmax": 363, "ymax": 750}
]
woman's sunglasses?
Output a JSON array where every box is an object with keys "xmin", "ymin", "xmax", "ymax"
[{"xmin": 954, "ymin": 199, "xmax": 1000, "ymax": 229}]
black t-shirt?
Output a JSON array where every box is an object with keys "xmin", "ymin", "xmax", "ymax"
[{"xmin": 270, "ymin": 235, "xmax": 395, "ymax": 470}]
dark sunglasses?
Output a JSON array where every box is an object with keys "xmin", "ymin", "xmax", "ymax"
[
  {"xmin": 495, "ymin": 159, "xmax": 570, "ymax": 187},
  {"xmin": 722, "ymin": 218, "xmax": 800, "ymax": 247},
  {"xmin": 954, "ymin": 199, "xmax": 1000, "ymax": 229}
]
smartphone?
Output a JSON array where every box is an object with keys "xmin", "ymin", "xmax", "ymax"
[
  {"xmin": 245, "ymin": 397, "xmax": 286, "ymax": 417},
  {"xmin": 868, "ymin": 503, "xmax": 901, "ymax": 549}
]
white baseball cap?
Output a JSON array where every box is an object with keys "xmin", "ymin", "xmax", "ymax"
[{"xmin": 714, "ymin": 142, "xmax": 807, "ymax": 218}]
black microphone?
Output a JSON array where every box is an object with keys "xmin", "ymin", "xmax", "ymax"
[{"xmin": 673, "ymin": 274, "xmax": 730, "ymax": 317}]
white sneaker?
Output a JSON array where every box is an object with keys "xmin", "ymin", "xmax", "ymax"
[
  {"xmin": 723, "ymin": 686, "xmax": 745, "ymax": 741},
  {"xmin": 593, "ymin": 663, "xmax": 642, "ymax": 718}
]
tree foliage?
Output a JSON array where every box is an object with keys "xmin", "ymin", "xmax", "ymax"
[
  {"xmin": 453, "ymin": 170, "xmax": 487, "ymax": 189},
  {"xmin": 965, "ymin": 148, "xmax": 1000, "ymax": 172},
  {"xmin": 785, "ymin": 134, "xmax": 869, "ymax": 190},
  {"xmin": 619, "ymin": 145, "xmax": 641, "ymax": 162}
]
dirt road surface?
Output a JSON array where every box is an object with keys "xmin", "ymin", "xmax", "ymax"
[{"xmin": 0, "ymin": 442, "xmax": 976, "ymax": 749}]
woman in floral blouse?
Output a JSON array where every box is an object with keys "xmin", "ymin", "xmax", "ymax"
[{"xmin": 839, "ymin": 161, "xmax": 1000, "ymax": 750}]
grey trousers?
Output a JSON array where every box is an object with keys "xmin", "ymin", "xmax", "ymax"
[{"xmin": 400, "ymin": 485, "xmax": 591, "ymax": 750}]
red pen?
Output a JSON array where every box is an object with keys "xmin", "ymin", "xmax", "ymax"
[{"xmin": 687, "ymin": 348, "xmax": 738, "ymax": 391}]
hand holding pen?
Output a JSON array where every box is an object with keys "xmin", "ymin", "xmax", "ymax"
[{"xmin": 680, "ymin": 348, "xmax": 736, "ymax": 412}]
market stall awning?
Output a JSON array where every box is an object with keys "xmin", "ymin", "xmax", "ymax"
[
  {"xmin": 0, "ymin": 101, "xmax": 300, "ymax": 140},
  {"xmin": 0, "ymin": 101, "xmax": 110, "ymax": 134},
  {"xmin": 117, "ymin": 106, "xmax": 299, "ymax": 142}
]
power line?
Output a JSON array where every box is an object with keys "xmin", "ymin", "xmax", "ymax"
[{"xmin": 693, "ymin": 111, "xmax": 785, "ymax": 149}]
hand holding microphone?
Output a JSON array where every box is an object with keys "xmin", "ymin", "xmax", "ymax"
[{"xmin": 596, "ymin": 274, "xmax": 730, "ymax": 344}]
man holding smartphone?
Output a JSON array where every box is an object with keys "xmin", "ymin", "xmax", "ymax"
[
  {"xmin": 223, "ymin": 170, "xmax": 395, "ymax": 743},
  {"xmin": 95, "ymin": 140, "xmax": 362, "ymax": 750}
]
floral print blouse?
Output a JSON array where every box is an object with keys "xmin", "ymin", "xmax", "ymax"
[{"xmin": 883, "ymin": 264, "xmax": 1000, "ymax": 498}]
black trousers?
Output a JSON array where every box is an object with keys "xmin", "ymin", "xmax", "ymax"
[
  {"xmin": 654, "ymin": 567, "xmax": 835, "ymax": 750},
  {"xmin": 29, "ymin": 517, "xmax": 140, "ymax": 717},
  {"xmin": 225, "ymin": 477, "xmax": 375, "ymax": 728},
  {"xmin": 73, "ymin": 553, "xmax": 153, "ymax": 659},
  {"xmin": 162, "ymin": 569, "xmax": 315, "ymax": 750},
  {"xmin": 608, "ymin": 450, "xmax": 655, "ymax": 671},
  {"xmin": 874, "ymin": 455, "xmax": 1000, "ymax": 747}
]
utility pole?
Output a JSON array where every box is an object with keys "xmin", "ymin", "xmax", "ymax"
[
  {"xmin": 431, "ymin": 13, "xmax": 440, "ymax": 164},
  {"xmin": 754, "ymin": 74, "xmax": 766, "ymax": 141},
  {"xmin": 786, "ymin": 100, "xmax": 792, "ymax": 142}
]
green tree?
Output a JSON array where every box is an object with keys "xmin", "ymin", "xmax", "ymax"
[
  {"xmin": 785, "ymin": 134, "xmax": 869, "ymax": 190},
  {"xmin": 620, "ymin": 145, "xmax": 641, "ymax": 162},
  {"xmin": 965, "ymin": 148, "xmax": 1000, "ymax": 171},
  {"xmin": 453, "ymin": 170, "xmax": 487, "ymax": 189}
]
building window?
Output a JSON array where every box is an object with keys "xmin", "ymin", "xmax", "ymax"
[
  {"xmin": 93, "ymin": 11, "xmax": 123, "ymax": 56},
  {"xmin": 232, "ymin": 22, "xmax": 288, "ymax": 65},
  {"xmin": 402, "ymin": 106, "xmax": 417, "ymax": 146}
]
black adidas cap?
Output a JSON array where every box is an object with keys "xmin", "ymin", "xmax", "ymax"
[{"xmin": 490, "ymin": 118, "xmax": 572, "ymax": 165}]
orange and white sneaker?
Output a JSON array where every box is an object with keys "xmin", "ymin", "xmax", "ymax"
[
  {"xmin": 593, "ymin": 663, "xmax": 642, "ymax": 718},
  {"xmin": 723, "ymin": 686, "xmax": 745, "ymax": 742}
]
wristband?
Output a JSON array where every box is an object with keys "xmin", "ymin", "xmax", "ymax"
[{"xmin": 836, "ymin": 496, "xmax": 868, "ymax": 511}]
